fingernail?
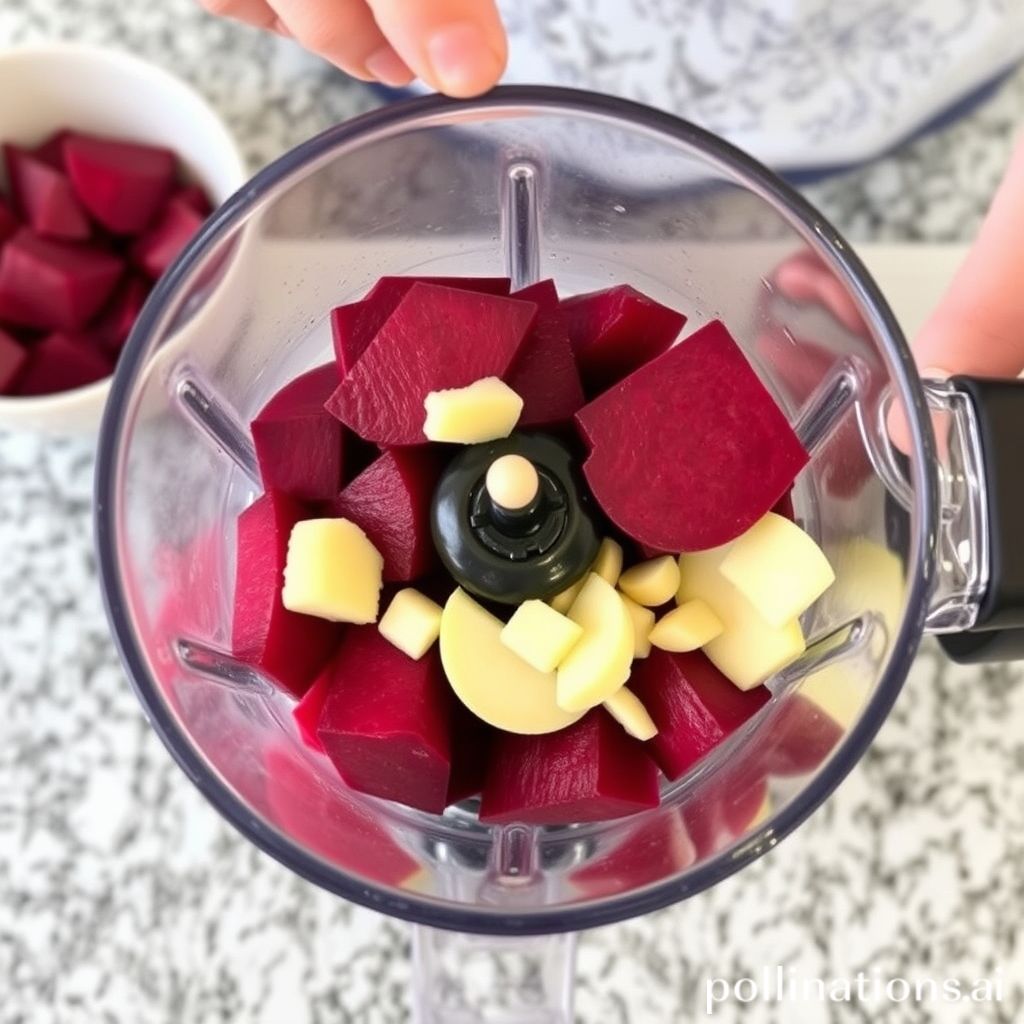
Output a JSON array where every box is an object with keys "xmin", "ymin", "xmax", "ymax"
[
  {"xmin": 365, "ymin": 45, "xmax": 414, "ymax": 88},
  {"xmin": 920, "ymin": 365, "xmax": 952, "ymax": 381},
  {"xmin": 426, "ymin": 22, "xmax": 504, "ymax": 97}
]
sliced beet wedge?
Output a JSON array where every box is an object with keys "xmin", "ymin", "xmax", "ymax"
[
  {"xmin": 130, "ymin": 195, "xmax": 206, "ymax": 280},
  {"xmin": 628, "ymin": 649, "xmax": 770, "ymax": 780},
  {"xmin": 4, "ymin": 145, "xmax": 90, "ymax": 241},
  {"xmin": 326, "ymin": 446, "xmax": 441, "ymax": 582},
  {"xmin": 0, "ymin": 231, "xmax": 123, "ymax": 332},
  {"xmin": 63, "ymin": 132, "xmax": 176, "ymax": 234},
  {"xmin": 14, "ymin": 332, "xmax": 111, "ymax": 395},
  {"xmin": 507, "ymin": 279, "xmax": 585, "ymax": 427},
  {"xmin": 230, "ymin": 489, "xmax": 341, "ymax": 697},
  {"xmin": 251, "ymin": 363, "xmax": 345, "ymax": 502},
  {"xmin": 317, "ymin": 627, "xmax": 453, "ymax": 814},
  {"xmin": 331, "ymin": 275, "xmax": 512, "ymax": 380},
  {"xmin": 561, "ymin": 285, "xmax": 686, "ymax": 394},
  {"xmin": 326, "ymin": 283, "xmax": 537, "ymax": 445},
  {"xmin": 88, "ymin": 274, "xmax": 151, "ymax": 355},
  {"xmin": 479, "ymin": 710, "xmax": 661, "ymax": 825},
  {"xmin": 576, "ymin": 319, "xmax": 809, "ymax": 552},
  {"xmin": 0, "ymin": 328, "xmax": 28, "ymax": 393}
]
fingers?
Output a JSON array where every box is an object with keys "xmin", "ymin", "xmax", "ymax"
[
  {"xmin": 264, "ymin": 0, "xmax": 414, "ymax": 85},
  {"xmin": 199, "ymin": 0, "xmax": 279, "ymax": 30},
  {"xmin": 366, "ymin": 0, "xmax": 507, "ymax": 96},
  {"xmin": 911, "ymin": 134, "xmax": 1024, "ymax": 379}
]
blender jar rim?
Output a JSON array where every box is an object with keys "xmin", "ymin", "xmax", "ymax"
[{"xmin": 95, "ymin": 85, "xmax": 938, "ymax": 935}]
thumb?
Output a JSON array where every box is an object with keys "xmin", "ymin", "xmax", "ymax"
[{"xmin": 912, "ymin": 133, "xmax": 1024, "ymax": 379}]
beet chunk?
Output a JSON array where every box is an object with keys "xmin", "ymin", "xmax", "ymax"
[
  {"xmin": 63, "ymin": 132, "xmax": 176, "ymax": 234},
  {"xmin": 0, "ymin": 328, "xmax": 28, "ymax": 393},
  {"xmin": 317, "ymin": 627, "xmax": 453, "ymax": 814},
  {"xmin": 0, "ymin": 198, "xmax": 17, "ymax": 246},
  {"xmin": 628, "ymin": 649, "xmax": 770, "ymax": 780},
  {"xmin": 89, "ymin": 274, "xmax": 151, "ymax": 355},
  {"xmin": 326, "ymin": 283, "xmax": 537, "ymax": 445},
  {"xmin": 446, "ymin": 703, "xmax": 494, "ymax": 806},
  {"xmin": 0, "ymin": 230, "xmax": 123, "ymax": 332},
  {"xmin": 173, "ymin": 184, "xmax": 213, "ymax": 218},
  {"xmin": 293, "ymin": 664, "xmax": 333, "ymax": 754},
  {"xmin": 479, "ymin": 710, "xmax": 661, "ymax": 825},
  {"xmin": 231, "ymin": 489, "xmax": 341, "ymax": 697},
  {"xmin": 562, "ymin": 285, "xmax": 686, "ymax": 394},
  {"xmin": 576, "ymin": 319, "xmax": 809, "ymax": 552},
  {"xmin": 265, "ymin": 746, "xmax": 422, "ymax": 886},
  {"xmin": 331, "ymin": 276, "xmax": 512, "ymax": 379},
  {"xmin": 326, "ymin": 446, "xmax": 441, "ymax": 581},
  {"xmin": 130, "ymin": 195, "xmax": 205, "ymax": 280},
  {"xmin": 4, "ymin": 144, "xmax": 91, "ymax": 240},
  {"xmin": 506, "ymin": 279, "xmax": 585, "ymax": 427},
  {"xmin": 14, "ymin": 332, "xmax": 111, "ymax": 395},
  {"xmin": 32, "ymin": 131, "xmax": 71, "ymax": 169},
  {"xmin": 251, "ymin": 364, "xmax": 345, "ymax": 502}
]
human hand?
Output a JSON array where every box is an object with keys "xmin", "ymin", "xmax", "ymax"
[
  {"xmin": 201, "ymin": 0, "xmax": 508, "ymax": 97},
  {"xmin": 889, "ymin": 134, "xmax": 1024, "ymax": 450}
]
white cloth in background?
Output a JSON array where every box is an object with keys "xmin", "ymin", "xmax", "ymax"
[{"xmin": 476, "ymin": 0, "xmax": 1024, "ymax": 170}]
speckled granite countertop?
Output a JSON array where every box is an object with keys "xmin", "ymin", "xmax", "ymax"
[{"xmin": 2, "ymin": 2, "xmax": 1024, "ymax": 1022}]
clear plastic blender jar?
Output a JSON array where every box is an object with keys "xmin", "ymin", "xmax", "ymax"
[{"xmin": 95, "ymin": 88, "xmax": 1023, "ymax": 1022}]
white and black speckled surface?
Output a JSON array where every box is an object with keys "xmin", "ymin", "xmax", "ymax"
[{"xmin": 2, "ymin": 2, "xmax": 1024, "ymax": 1022}]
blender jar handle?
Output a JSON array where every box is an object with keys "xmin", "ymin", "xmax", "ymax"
[
  {"xmin": 411, "ymin": 925, "xmax": 577, "ymax": 1023},
  {"xmin": 923, "ymin": 375, "xmax": 1024, "ymax": 662}
]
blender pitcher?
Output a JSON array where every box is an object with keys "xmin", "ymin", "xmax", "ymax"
[{"xmin": 94, "ymin": 88, "xmax": 1024, "ymax": 1022}]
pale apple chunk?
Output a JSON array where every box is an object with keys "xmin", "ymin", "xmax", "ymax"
[
  {"xmin": 378, "ymin": 588, "xmax": 443, "ymax": 660},
  {"xmin": 678, "ymin": 547, "xmax": 805, "ymax": 690},
  {"xmin": 282, "ymin": 518, "xmax": 383, "ymax": 624},
  {"xmin": 440, "ymin": 588, "xmax": 583, "ymax": 734},
  {"xmin": 603, "ymin": 686, "xmax": 658, "ymax": 740},
  {"xmin": 592, "ymin": 537, "xmax": 624, "ymax": 586},
  {"xmin": 619, "ymin": 593, "xmax": 655, "ymax": 659},
  {"xmin": 649, "ymin": 599, "xmax": 723, "ymax": 653},
  {"xmin": 500, "ymin": 599, "xmax": 584, "ymax": 673},
  {"xmin": 556, "ymin": 573, "xmax": 635, "ymax": 713},
  {"xmin": 617, "ymin": 555, "xmax": 680, "ymax": 607},
  {"xmin": 423, "ymin": 376, "xmax": 523, "ymax": 443},
  {"xmin": 718, "ymin": 512, "xmax": 835, "ymax": 627}
]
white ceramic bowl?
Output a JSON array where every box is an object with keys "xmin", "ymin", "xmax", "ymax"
[{"xmin": 0, "ymin": 43, "xmax": 246, "ymax": 435}]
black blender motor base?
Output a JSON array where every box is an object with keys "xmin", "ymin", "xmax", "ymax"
[{"xmin": 431, "ymin": 432, "xmax": 601, "ymax": 606}]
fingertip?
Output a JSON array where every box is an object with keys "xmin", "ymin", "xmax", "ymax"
[
  {"xmin": 365, "ymin": 44, "xmax": 415, "ymax": 87},
  {"xmin": 426, "ymin": 21, "xmax": 505, "ymax": 97}
]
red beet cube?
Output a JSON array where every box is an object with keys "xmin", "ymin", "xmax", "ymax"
[
  {"xmin": 14, "ymin": 332, "xmax": 112, "ymax": 395},
  {"xmin": 570, "ymin": 813, "xmax": 695, "ymax": 898},
  {"xmin": 331, "ymin": 276, "xmax": 511, "ymax": 379},
  {"xmin": 173, "ymin": 184, "xmax": 213, "ymax": 218},
  {"xmin": 130, "ymin": 195, "xmax": 205, "ymax": 280},
  {"xmin": 32, "ymin": 130, "xmax": 70, "ymax": 169},
  {"xmin": 0, "ymin": 230, "xmax": 123, "ymax": 332},
  {"xmin": 4, "ymin": 145, "xmax": 91, "ymax": 241},
  {"xmin": 0, "ymin": 328, "xmax": 28, "ymax": 393},
  {"xmin": 326, "ymin": 446, "xmax": 441, "ymax": 581},
  {"xmin": 326, "ymin": 283, "xmax": 537, "ymax": 445},
  {"xmin": 251, "ymin": 364, "xmax": 345, "ymax": 502},
  {"xmin": 0, "ymin": 197, "xmax": 21, "ymax": 246},
  {"xmin": 63, "ymin": 132, "xmax": 176, "ymax": 234},
  {"xmin": 293, "ymin": 664, "xmax": 332, "ymax": 754},
  {"xmin": 506, "ymin": 279, "xmax": 585, "ymax": 427},
  {"xmin": 446, "ymin": 703, "xmax": 494, "ymax": 806},
  {"xmin": 759, "ymin": 694, "xmax": 843, "ymax": 776},
  {"xmin": 317, "ymin": 627, "xmax": 453, "ymax": 814},
  {"xmin": 629, "ymin": 649, "xmax": 771, "ymax": 780},
  {"xmin": 479, "ymin": 710, "xmax": 661, "ymax": 825},
  {"xmin": 231, "ymin": 489, "xmax": 341, "ymax": 697},
  {"xmin": 88, "ymin": 274, "xmax": 151, "ymax": 355},
  {"xmin": 576, "ymin": 319, "xmax": 809, "ymax": 552},
  {"xmin": 562, "ymin": 285, "xmax": 686, "ymax": 394},
  {"xmin": 265, "ymin": 746, "xmax": 421, "ymax": 886}
]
